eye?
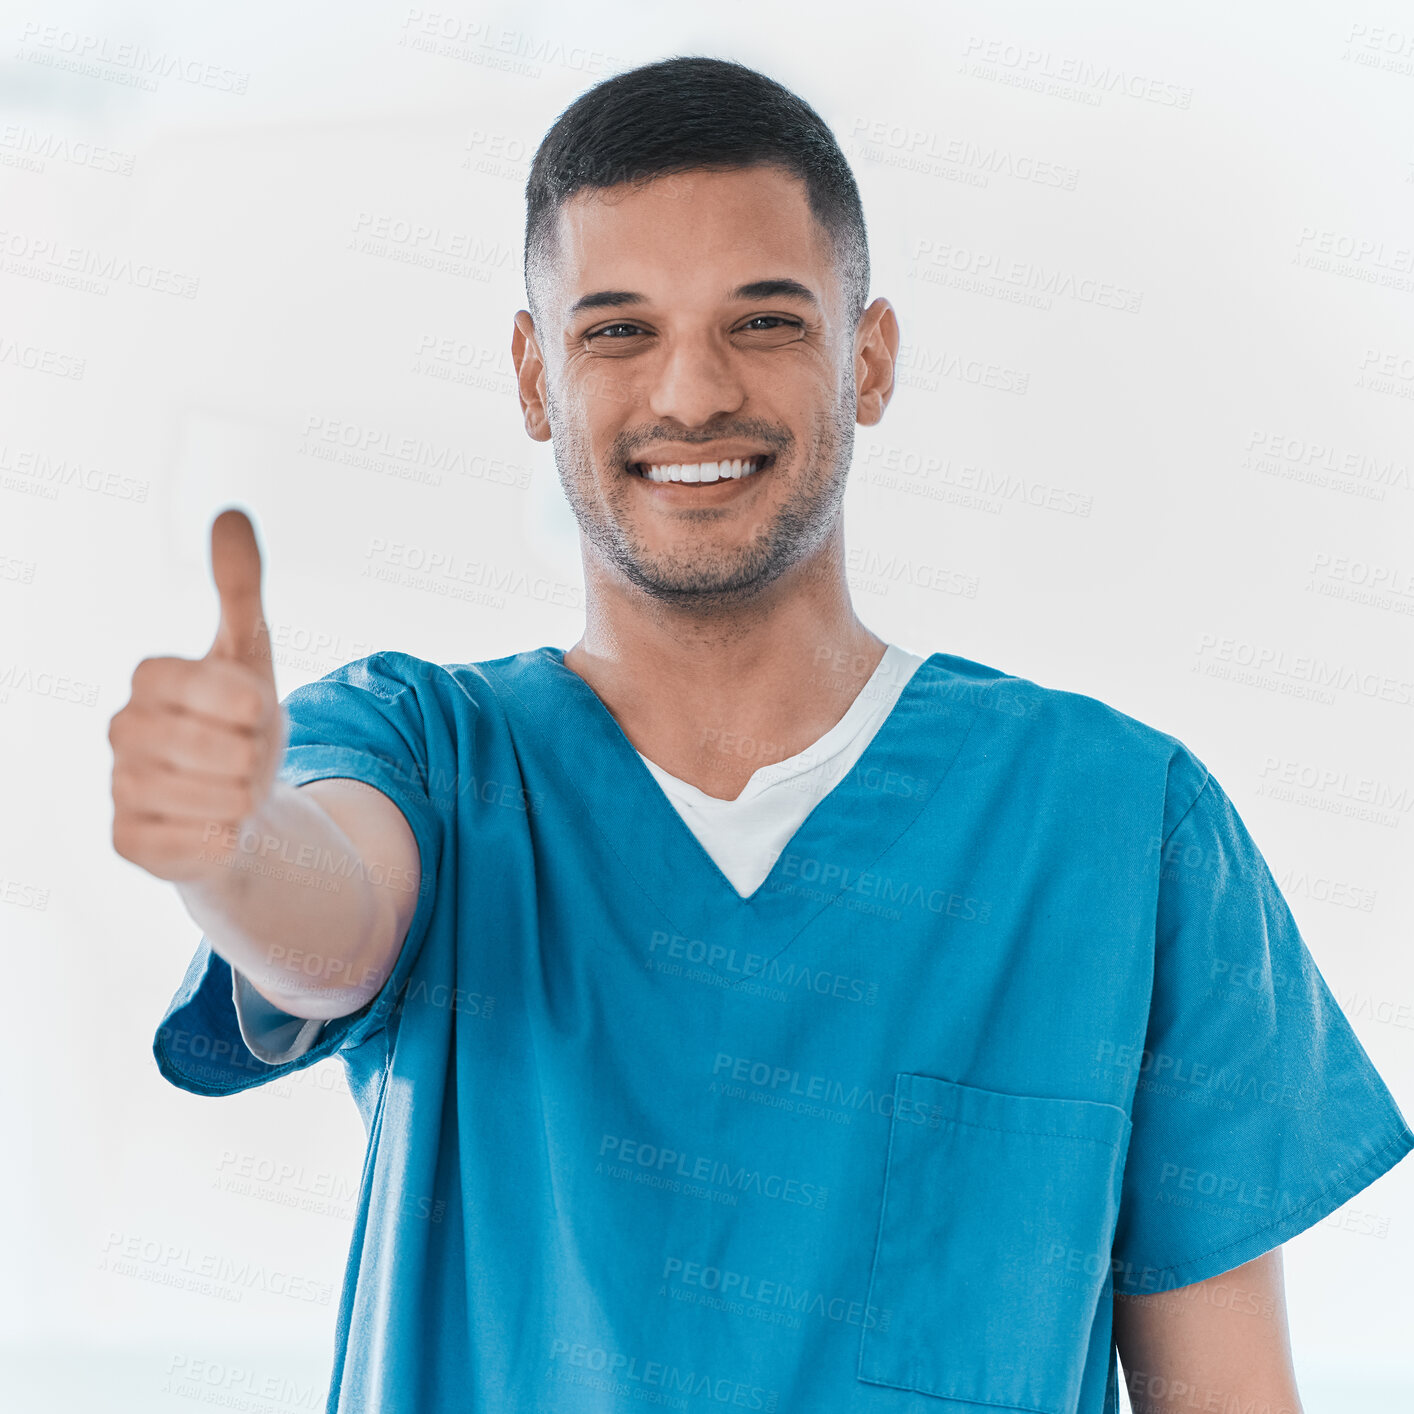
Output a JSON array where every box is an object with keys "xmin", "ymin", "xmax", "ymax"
[
  {"xmin": 585, "ymin": 322, "xmax": 647, "ymax": 341},
  {"xmin": 740, "ymin": 315, "xmax": 801, "ymax": 332}
]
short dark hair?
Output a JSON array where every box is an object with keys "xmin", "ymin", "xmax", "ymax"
[{"xmin": 523, "ymin": 55, "xmax": 869, "ymax": 329}]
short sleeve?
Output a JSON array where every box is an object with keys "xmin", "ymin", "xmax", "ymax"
[
  {"xmin": 152, "ymin": 653, "xmax": 445, "ymax": 1097},
  {"xmin": 1109, "ymin": 758, "xmax": 1414, "ymax": 1294},
  {"xmin": 231, "ymin": 966, "xmax": 326, "ymax": 1064}
]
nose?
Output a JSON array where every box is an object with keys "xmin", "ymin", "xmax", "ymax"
[{"xmin": 646, "ymin": 334, "xmax": 747, "ymax": 427}]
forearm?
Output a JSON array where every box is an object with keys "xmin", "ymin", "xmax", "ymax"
[
  {"xmin": 176, "ymin": 779, "xmax": 406, "ymax": 1019},
  {"xmin": 1114, "ymin": 1251, "xmax": 1304, "ymax": 1414}
]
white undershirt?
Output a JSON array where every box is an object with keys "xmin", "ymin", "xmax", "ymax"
[
  {"xmin": 637, "ymin": 643, "xmax": 927, "ymax": 897},
  {"xmin": 233, "ymin": 642, "xmax": 927, "ymax": 1061}
]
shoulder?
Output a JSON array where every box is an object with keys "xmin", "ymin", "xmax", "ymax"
[
  {"xmin": 285, "ymin": 645, "xmax": 563, "ymax": 738},
  {"xmin": 299, "ymin": 647, "xmax": 541, "ymax": 700},
  {"xmin": 919, "ymin": 650, "xmax": 1212, "ymax": 831},
  {"xmin": 307, "ymin": 649, "xmax": 448, "ymax": 692}
]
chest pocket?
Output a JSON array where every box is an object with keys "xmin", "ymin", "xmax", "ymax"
[{"xmin": 857, "ymin": 1073, "xmax": 1131, "ymax": 1413}]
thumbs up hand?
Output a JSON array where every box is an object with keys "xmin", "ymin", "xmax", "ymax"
[
  {"xmin": 207, "ymin": 507, "xmax": 277, "ymax": 681},
  {"xmin": 109, "ymin": 509, "xmax": 288, "ymax": 882}
]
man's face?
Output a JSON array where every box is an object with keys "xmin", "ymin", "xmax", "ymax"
[{"xmin": 517, "ymin": 164, "xmax": 869, "ymax": 608}]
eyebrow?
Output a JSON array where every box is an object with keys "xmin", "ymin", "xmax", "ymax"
[{"xmin": 567, "ymin": 277, "xmax": 820, "ymax": 321}]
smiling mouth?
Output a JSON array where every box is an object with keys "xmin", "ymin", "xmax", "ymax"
[{"xmin": 627, "ymin": 453, "xmax": 775, "ymax": 485}]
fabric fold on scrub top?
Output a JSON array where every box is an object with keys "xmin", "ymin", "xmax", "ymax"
[{"xmin": 153, "ymin": 645, "xmax": 1414, "ymax": 1414}]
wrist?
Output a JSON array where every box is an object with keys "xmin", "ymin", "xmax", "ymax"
[{"xmin": 177, "ymin": 779, "xmax": 290, "ymax": 907}]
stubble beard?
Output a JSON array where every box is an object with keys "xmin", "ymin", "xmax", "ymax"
[{"xmin": 547, "ymin": 373, "xmax": 858, "ymax": 612}]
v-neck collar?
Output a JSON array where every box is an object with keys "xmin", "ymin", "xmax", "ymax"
[
  {"xmin": 643, "ymin": 644, "xmax": 923, "ymax": 806},
  {"xmin": 482, "ymin": 646, "xmax": 986, "ymax": 973}
]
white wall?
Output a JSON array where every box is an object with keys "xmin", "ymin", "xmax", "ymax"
[{"xmin": 2, "ymin": 1, "xmax": 1411, "ymax": 1409}]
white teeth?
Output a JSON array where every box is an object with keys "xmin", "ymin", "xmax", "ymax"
[{"xmin": 639, "ymin": 457, "xmax": 766, "ymax": 484}]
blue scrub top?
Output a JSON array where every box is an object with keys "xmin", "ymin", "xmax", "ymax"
[{"xmin": 153, "ymin": 647, "xmax": 1414, "ymax": 1414}]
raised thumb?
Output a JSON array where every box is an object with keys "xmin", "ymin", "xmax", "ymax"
[{"xmin": 207, "ymin": 507, "xmax": 274, "ymax": 680}]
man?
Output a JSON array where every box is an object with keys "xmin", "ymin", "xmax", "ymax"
[{"xmin": 114, "ymin": 56, "xmax": 1410, "ymax": 1414}]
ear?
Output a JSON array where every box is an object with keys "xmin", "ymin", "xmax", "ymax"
[
  {"xmin": 512, "ymin": 310, "xmax": 552, "ymax": 442},
  {"xmin": 854, "ymin": 297, "xmax": 899, "ymax": 427}
]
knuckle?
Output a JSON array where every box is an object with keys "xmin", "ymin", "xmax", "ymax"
[
  {"xmin": 131, "ymin": 656, "xmax": 167, "ymax": 694},
  {"xmin": 110, "ymin": 714, "xmax": 145, "ymax": 759},
  {"xmin": 112, "ymin": 818, "xmax": 139, "ymax": 861}
]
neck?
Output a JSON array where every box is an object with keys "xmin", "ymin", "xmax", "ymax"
[{"xmin": 561, "ymin": 533, "xmax": 887, "ymax": 800}]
